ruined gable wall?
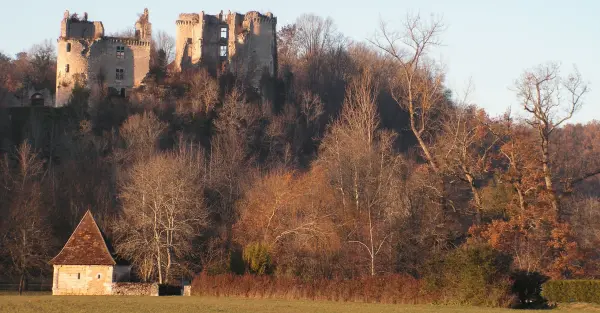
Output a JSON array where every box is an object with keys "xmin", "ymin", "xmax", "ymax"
[
  {"xmin": 52, "ymin": 265, "xmax": 114, "ymax": 295},
  {"xmin": 230, "ymin": 12, "xmax": 277, "ymax": 86}
]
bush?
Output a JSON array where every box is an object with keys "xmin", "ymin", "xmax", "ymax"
[
  {"xmin": 190, "ymin": 273, "xmax": 427, "ymax": 304},
  {"xmin": 542, "ymin": 280, "xmax": 600, "ymax": 304},
  {"xmin": 243, "ymin": 243, "xmax": 273, "ymax": 275},
  {"xmin": 423, "ymin": 244, "xmax": 514, "ymax": 307}
]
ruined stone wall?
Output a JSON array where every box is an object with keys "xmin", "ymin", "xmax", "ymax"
[
  {"xmin": 230, "ymin": 12, "xmax": 277, "ymax": 86},
  {"xmin": 201, "ymin": 14, "xmax": 224, "ymax": 74},
  {"xmin": 174, "ymin": 10, "xmax": 277, "ymax": 87},
  {"xmin": 111, "ymin": 283, "xmax": 159, "ymax": 296},
  {"xmin": 175, "ymin": 14, "xmax": 199, "ymax": 71},
  {"xmin": 52, "ymin": 265, "xmax": 114, "ymax": 295}
]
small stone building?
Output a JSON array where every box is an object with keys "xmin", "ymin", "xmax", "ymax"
[{"xmin": 50, "ymin": 210, "xmax": 131, "ymax": 295}]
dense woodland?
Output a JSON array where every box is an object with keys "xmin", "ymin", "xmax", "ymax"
[{"xmin": 1, "ymin": 13, "xmax": 600, "ymax": 304}]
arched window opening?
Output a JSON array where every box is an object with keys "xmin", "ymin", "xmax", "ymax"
[{"xmin": 30, "ymin": 93, "xmax": 44, "ymax": 106}]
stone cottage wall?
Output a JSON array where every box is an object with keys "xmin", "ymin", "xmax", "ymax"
[{"xmin": 52, "ymin": 265, "xmax": 113, "ymax": 295}]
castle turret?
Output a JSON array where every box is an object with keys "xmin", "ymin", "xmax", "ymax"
[{"xmin": 135, "ymin": 8, "xmax": 152, "ymax": 41}]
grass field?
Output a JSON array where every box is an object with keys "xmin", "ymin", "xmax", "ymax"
[{"xmin": 0, "ymin": 295, "xmax": 599, "ymax": 313}]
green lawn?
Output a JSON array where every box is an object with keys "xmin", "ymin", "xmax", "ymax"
[{"xmin": 0, "ymin": 295, "xmax": 598, "ymax": 313}]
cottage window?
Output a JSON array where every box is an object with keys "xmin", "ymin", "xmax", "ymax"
[
  {"xmin": 116, "ymin": 46, "xmax": 125, "ymax": 59},
  {"xmin": 66, "ymin": 43, "xmax": 71, "ymax": 52},
  {"xmin": 116, "ymin": 68, "xmax": 124, "ymax": 80},
  {"xmin": 220, "ymin": 27, "xmax": 227, "ymax": 39},
  {"xmin": 65, "ymin": 64, "xmax": 70, "ymax": 73},
  {"xmin": 220, "ymin": 45, "xmax": 227, "ymax": 57}
]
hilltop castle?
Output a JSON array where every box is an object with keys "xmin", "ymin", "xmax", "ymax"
[
  {"xmin": 55, "ymin": 9, "xmax": 152, "ymax": 107},
  {"xmin": 53, "ymin": 9, "xmax": 277, "ymax": 107},
  {"xmin": 175, "ymin": 10, "xmax": 277, "ymax": 86}
]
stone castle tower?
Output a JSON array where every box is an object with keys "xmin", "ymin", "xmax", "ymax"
[
  {"xmin": 174, "ymin": 10, "xmax": 277, "ymax": 87},
  {"xmin": 55, "ymin": 9, "xmax": 152, "ymax": 107}
]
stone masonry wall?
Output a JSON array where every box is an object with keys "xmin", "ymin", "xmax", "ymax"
[{"xmin": 111, "ymin": 283, "xmax": 159, "ymax": 296}]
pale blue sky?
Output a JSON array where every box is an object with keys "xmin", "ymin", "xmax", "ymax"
[{"xmin": 1, "ymin": 0, "xmax": 598, "ymax": 123}]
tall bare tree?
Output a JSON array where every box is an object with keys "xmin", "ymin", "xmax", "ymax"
[
  {"xmin": 319, "ymin": 71, "xmax": 406, "ymax": 276},
  {"xmin": 515, "ymin": 63, "xmax": 589, "ymax": 215},
  {"xmin": 372, "ymin": 14, "xmax": 446, "ymax": 172}
]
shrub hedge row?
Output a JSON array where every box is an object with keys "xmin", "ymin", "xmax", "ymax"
[
  {"xmin": 542, "ymin": 280, "xmax": 600, "ymax": 304},
  {"xmin": 191, "ymin": 273, "xmax": 428, "ymax": 304}
]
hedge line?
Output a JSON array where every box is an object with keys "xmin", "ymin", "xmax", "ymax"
[
  {"xmin": 191, "ymin": 273, "xmax": 428, "ymax": 304},
  {"xmin": 542, "ymin": 280, "xmax": 600, "ymax": 304}
]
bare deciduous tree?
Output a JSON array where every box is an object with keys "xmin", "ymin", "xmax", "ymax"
[
  {"xmin": 0, "ymin": 142, "xmax": 53, "ymax": 294},
  {"xmin": 320, "ymin": 71, "xmax": 407, "ymax": 276},
  {"xmin": 114, "ymin": 152, "xmax": 209, "ymax": 283},
  {"xmin": 372, "ymin": 14, "xmax": 446, "ymax": 173},
  {"xmin": 155, "ymin": 30, "xmax": 175, "ymax": 64},
  {"xmin": 119, "ymin": 111, "xmax": 166, "ymax": 162},
  {"xmin": 515, "ymin": 63, "xmax": 589, "ymax": 215}
]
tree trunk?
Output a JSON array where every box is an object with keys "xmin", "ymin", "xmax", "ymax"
[
  {"xmin": 541, "ymin": 137, "xmax": 560, "ymax": 216},
  {"xmin": 18, "ymin": 273, "xmax": 24, "ymax": 296},
  {"xmin": 465, "ymin": 172, "xmax": 482, "ymax": 224}
]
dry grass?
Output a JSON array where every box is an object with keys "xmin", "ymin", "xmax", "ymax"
[{"xmin": 0, "ymin": 295, "xmax": 599, "ymax": 313}]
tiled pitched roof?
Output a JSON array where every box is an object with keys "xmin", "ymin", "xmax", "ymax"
[{"xmin": 50, "ymin": 210, "xmax": 116, "ymax": 265}]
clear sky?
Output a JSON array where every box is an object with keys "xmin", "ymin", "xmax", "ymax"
[{"xmin": 1, "ymin": 0, "xmax": 597, "ymax": 123}]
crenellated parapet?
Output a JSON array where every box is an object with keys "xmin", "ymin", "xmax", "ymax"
[
  {"xmin": 243, "ymin": 11, "xmax": 277, "ymax": 24},
  {"xmin": 104, "ymin": 37, "xmax": 151, "ymax": 46}
]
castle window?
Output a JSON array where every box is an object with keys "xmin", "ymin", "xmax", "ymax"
[
  {"xmin": 220, "ymin": 27, "xmax": 227, "ymax": 39},
  {"xmin": 97, "ymin": 274, "xmax": 102, "ymax": 279},
  {"xmin": 116, "ymin": 68, "xmax": 124, "ymax": 80},
  {"xmin": 116, "ymin": 46, "xmax": 125, "ymax": 59},
  {"xmin": 66, "ymin": 43, "xmax": 71, "ymax": 52},
  {"xmin": 220, "ymin": 45, "xmax": 227, "ymax": 57},
  {"xmin": 65, "ymin": 64, "xmax": 70, "ymax": 73},
  {"xmin": 77, "ymin": 273, "xmax": 80, "ymax": 280},
  {"xmin": 186, "ymin": 38, "xmax": 192, "ymax": 44}
]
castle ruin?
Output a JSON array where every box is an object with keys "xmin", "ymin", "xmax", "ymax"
[
  {"xmin": 53, "ymin": 9, "xmax": 276, "ymax": 107},
  {"xmin": 175, "ymin": 10, "xmax": 277, "ymax": 87},
  {"xmin": 55, "ymin": 9, "xmax": 152, "ymax": 107}
]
